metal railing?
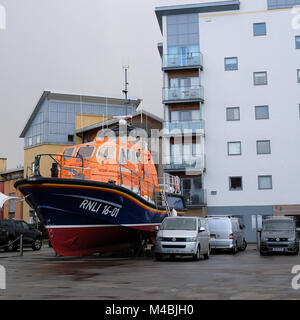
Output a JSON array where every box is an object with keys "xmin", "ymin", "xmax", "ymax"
[
  {"xmin": 163, "ymin": 120, "xmax": 205, "ymax": 135},
  {"xmin": 163, "ymin": 154, "xmax": 206, "ymax": 172},
  {"xmin": 162, "ymin": 86, "xmax": 204, "ymax": 103},
  {"xmin": 162, "ymin": 52, "xmax": 203, "ymax": 69}
]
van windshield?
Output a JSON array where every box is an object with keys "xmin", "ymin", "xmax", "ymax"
[
  {"xmin": 207, "ymin": 219, "xmax": 230, "ymax": 232},
  {"xmin": 263, "ymin": 220, "xmax": 294, "ymax": 232},
  {"xmin": 161, "ymin": 218, "xmax": 196, "ymax": 231}
]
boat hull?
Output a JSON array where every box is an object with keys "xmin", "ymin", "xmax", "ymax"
[{"xmin": 15, "ymin": 178, "xmax": 177, "ymax": 256}]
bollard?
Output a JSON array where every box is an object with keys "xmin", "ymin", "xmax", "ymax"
[{"xmin": 20, "ymin": 234, "xmax": 23, "ymax": 257}]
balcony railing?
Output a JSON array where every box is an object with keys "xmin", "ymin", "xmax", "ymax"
[
  {"xmin": 183, "ymin": 189, "xmax": 207, "ymax": 206},
  {"xmin": 163, "ymin": 120, "xmax": 205, "ymax": 135},
  {"xmin": 162, "ymin": 53, "xmax": 203, "ymax": 70},
  {"xmin": 163, "ymin": 154, "xmax": 206, "ymax": 172},
  {"xmin": 162, "ymin": 86, "xmax": 204, "ymax": 103}
]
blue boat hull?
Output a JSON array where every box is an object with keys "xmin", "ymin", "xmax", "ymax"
[{"xmin": 15, "ymin": 178, "xmax": 182, "ymax": 256}]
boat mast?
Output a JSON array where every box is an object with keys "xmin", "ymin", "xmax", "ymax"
[{"xmin": 122, "ymin": 66, "xmax": 129, "ymax": 116}]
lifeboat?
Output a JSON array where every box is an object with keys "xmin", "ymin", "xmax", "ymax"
[{"xmin": 14, "ymin": 122, "xmax": 186, "ymax": 256}]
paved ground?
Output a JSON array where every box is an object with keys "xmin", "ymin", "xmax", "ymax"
[{"xmin": 0, "ymin": 243, "xmax": 300, "ymax": 300}]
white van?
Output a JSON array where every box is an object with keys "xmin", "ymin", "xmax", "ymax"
[
  {"xmin": 206, "ymin": 216, "xmax": 247, "ymax": 253},
  {"xmin": 154, "ymin": 216, "xmax": 211, "ymax": 261}
]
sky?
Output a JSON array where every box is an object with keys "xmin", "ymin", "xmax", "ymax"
[{"xmin": 0, "ymin": 0, "xmax": 205, "ymax": 169}]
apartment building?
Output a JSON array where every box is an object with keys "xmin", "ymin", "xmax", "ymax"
[{"xmin": 156, "ymin": 0, "xmax": 300, "ymax": 240}]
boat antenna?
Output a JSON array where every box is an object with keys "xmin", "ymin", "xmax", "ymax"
[{"xmin": 122, "ymin": 65, "xmax": 129, "ymax": 117}]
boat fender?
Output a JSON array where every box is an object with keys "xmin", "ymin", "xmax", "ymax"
[{"xmin": 171, "ymin": 208, "xmax": 177, "ymax": 217}]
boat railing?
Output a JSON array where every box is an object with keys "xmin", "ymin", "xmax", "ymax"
[
  {"xmin": 29, "ymin": 154, "xmax": 86, "ymax": 179},
  {"xmin": 158, "ymin": 172, "xmax": 181, "ymax": 195},
  {"xmin": 29, "ymin": 154, "xmax": 181, "ymax": 210}
]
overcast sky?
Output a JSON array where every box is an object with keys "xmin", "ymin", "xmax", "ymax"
[{"xmin": 0, "ymin": 0, "xmax": 205, "ymax": 169}]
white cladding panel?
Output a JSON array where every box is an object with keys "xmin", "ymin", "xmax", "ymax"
[{"xmin": 199, "ymin": 3, "xmax": 300, "ymax": 206}]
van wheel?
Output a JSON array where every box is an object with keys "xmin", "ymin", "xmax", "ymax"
[
  {"xmin": 240, "ymin": 240, "xmax": 247, "ymax": 251},
  {"xmin": 32, "ymin": 238, "xmax": 42, "ymax": 251},
  {"xmin": 204, "ymin": 246, "xmax": 210, "ymax": 260},
  {"xmin": 193, "ymin": 246, "xmax": 201, "ymax": 261},
  {"xmin": 155, "ymin": 253, "xmax": 163, "ymax": 261},
  {"xmin": 231, "ymin": 242, "xmax": 238, "ymax": 254}
]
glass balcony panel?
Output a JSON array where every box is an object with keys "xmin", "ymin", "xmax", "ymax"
[
  {"xmin": 183, "ymin": 189, "xmax": 207, "ymax": 206},
  {"xmin": 163, "ymin": 154, "xmax": 205, "ymax": 171},
  {"xmin": 162, "ymin": 86, "xmax": 204, "ymax": 103},
  {"xmin": 163, "ymin": 120, "xmax": 205, "ymax": 134},
  {"xmin": 162, "ymin": 52, "xmax": 203, "ymax": 69}
]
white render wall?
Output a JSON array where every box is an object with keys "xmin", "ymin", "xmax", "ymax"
[{"xmin": 199, "ymin": 0, "xmax": 300, "ymax": 206}]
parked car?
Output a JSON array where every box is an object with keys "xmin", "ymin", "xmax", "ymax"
[
  {"xmin": 0, "ymin": 219, "xmax": 43, "ymax": 252},
  {"xmin": 154, "ymin": 216, "xmax": 211, "ymax": 261},
  {"xmin": 206, "ymin": 216, "xmax": 247, "ymax": 253},
  {"xmin": 0, "ymin": 224, "xmax": 9, "ymax": 249},
  {"xmin": 258, "ymin": 216, "xmax": 299, "ymax": 255}
]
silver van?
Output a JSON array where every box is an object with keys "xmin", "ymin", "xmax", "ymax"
[
  {"xmin": 206, "ymin": 216, "xmax": 247, "ymax": 253},
  {"xmin": 155, "ymin": 216, "xmax": 211, "ymax": 261},
  {"xmin": 258, "ymin": 216, "xmax": 299, "ymax": 255}
]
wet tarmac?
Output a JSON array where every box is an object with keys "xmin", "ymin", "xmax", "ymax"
[{"xmin": 0, "ymin": 244, "xmax": 300, "ymax": 300}]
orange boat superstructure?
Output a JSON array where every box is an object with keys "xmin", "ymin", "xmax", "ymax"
[{"xmin": 57, "ymin": 134, "xmax": 163, "ymax": 202}]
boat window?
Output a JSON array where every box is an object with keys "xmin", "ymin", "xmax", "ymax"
[
  {"xmin": 97, "ymin": 146, "xmax": 116, "ymax": 160},
  {"xmin": 76, "ymin": 146, "xmax": 95, "ymax": 159},
  {"xmin": 63, "ymin": 147, "xmax": 75, "ymax": 160},
  {"xmin": 118, "ymin": 148, "xmax": 128, "ymax": 164}
]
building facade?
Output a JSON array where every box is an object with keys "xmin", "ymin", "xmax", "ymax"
[
  {"xmin": 0, "ymin": 158, "xmax": 24, "ymax": 220},
  {"xmin": 156, "ymin": 0, "xmax": 300, "ymax": 241},
  {"xmin": 20, "ymin": 90, "xmax": 141, "ymax": 221}
]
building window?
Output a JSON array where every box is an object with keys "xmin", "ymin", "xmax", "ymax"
[
  {"xmin": 28, "ymin": 137, "xmax": 33, "ymax": 146},
  {"xmin": 36, "ymin": 135, "xmax": 41, "ymax": 144},
  {"xmin": 225, "ymin": 57, "xmax": 238, "ymax": 71},
  {"xmin": 229, "ymin": 177, "xmax": 243, "ymax": 191},
  {"xmin": 296, "ymin": 36, "xmax": 300, "ymax": 49},
  {"xmin": 255, "ymin": 105, "xmax": 269, "ymax": 120},
  {"xmin": 9, "ymin": 193, "xmax": 16, "ymax": 219},
  {"xmin": 254, "ymin": 72, "xmax": 268, "ymax": 85},
  {"xmin": 228, "ymin": 141, "xmax": 241, "ymax": 156},
  {"xmin": 169, "ymin": 76, "xmax": 199, "ymax": 88},
  {"xmin": 68, "ymin": 135, "xmax": 74, "ymax": 142},
  {"xmin": 256, "ymin": 140, "xmax": 271, "ymax": 154},
  {"xmin": 170, "ymin": 110, "xmax": 200, "ymax": 122},
  {"xmin": 258, "ymin": 175, "xmax": 272, "ymax": 190},
  {"xmin": 253, "ymin": 23, "xmax": 266, "ymax": 36},
  {"xmin": 226, "ymin": 107, "xmax": 240, "ymax": 121},
  {"xmin": 298, "ymin": 69, "xmax": 300, "ymax": 83}
]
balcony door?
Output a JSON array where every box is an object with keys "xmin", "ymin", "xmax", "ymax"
[{"xmin": 182, "ymin": 177, "xmax": 203, "ymax": 206}]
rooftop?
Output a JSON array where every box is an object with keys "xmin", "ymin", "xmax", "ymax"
[
  {"xmin": 76, "ymin": 109, "xmax": 163, "ymax": 134},
  {"xmin": 20, "ymin": 89, "xmax": 142, "ymax": 138},
  {"xmin": 155, "ymin": 0, "xmax": 240, "ymax": 33}
]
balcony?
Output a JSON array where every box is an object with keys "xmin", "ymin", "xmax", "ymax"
[
  {"xmin": 163, "ymin": 120, "xmax": 205, "ymax": 136},
  {"xmin": 162, "ymin": 86, "xmax": 204, "ymax": 104},
  {"xmin": 183, "ymin": 189, "xmax": 207, "ymax": 207},
  {"xmin": 162, "ymin": 53, "xmax": 203, "ymax": 70},
  {"xmin": 163, "ymin": 154, "xmax": 206, "ymax": 173}
]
